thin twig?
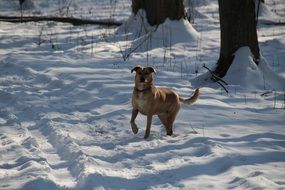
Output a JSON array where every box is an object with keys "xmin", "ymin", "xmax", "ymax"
[
  {"xmin": 203, "ymin": 65, "xmax": 228, "ymax": 85},
  {"xmin": 122, "ymin": 24, "xmax": 159, "ymax": 61},
  {"xmin": 203, "ymin": 65, "xmax": 229, "ymax": 93},
  {"xmin": 256, "ymin": 0, "xmax": 261, "ymax": 26}
]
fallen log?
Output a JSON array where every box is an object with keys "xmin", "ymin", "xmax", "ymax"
[
  {"xmin": 0, "ymin": 15, "xmax": 122, "ymax": 26},
  {"xmin": 261, "ymin": 21, "xmax": 285, "ymax": 26}
]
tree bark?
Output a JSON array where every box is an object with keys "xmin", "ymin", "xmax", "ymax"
[
  {"xmin": 215, "ymin": 0, "xmax": 260, "ymax": 77},
  {"xmin": 132, "ymin": 0, "xmax": 185, "ymax": 26}
]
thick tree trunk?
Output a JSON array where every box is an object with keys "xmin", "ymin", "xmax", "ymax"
[
  {"xmin": 132, "ymin": 0, "xmax": 185, "ymax": 26},
  {"xmin": 215, "ymin": 0, "xmax": 260, "ymax": 77}
]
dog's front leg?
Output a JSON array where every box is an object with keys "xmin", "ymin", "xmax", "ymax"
[
  {"xmin": 130, "ymin": 109, "xmax": 139, "ymax": 134},
  {"xmin": 144, "ymin": 114, "xmax": 153, "ymax": 139}
]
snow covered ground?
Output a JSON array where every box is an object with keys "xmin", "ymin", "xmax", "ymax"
[{"xmin": 0, "ymin": 0, "xmax": 284, "ymax": 189}]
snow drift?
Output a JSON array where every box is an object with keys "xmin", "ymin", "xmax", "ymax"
[
  {"xmin": 192, "ymin": 46, "xmax": 285, "ymax": 91},
  {"xmin": 116, "ymin": 10, "xmax": 199, "ymax": 53}
]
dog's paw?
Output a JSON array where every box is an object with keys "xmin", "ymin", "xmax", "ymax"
[
  {"xmin": 144, "ymin": 131, "xmax": 150, "ymax": 139},
  {"xmin": 131, "ymin": 123, "xmax": 139, "ymax": 134},
  {"xmin": 166, "ymin": 130, "xmax": 173, "ymax": 136}
]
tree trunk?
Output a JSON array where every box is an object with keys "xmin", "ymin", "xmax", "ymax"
[
  {"xmin": 215, "ymin": 0, "xmax": 260, "ymax": 77},
  {"xmin": 131, "ymin": 0, "xmax": 185, "ymax": 26}
]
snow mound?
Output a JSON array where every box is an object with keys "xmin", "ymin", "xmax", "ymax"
[
  {"xmin": 192, "ymin": 47, "xmax": 285, "ymax": 91},
  {"xmin": 224, "ymin": 47, "xmax": 285, "ymax": 90},
  {"xmin": 116, "ymin": 10, "xmax": 199, "ymax": 53},
  {"xmin": 224, "ymin": 47, "xmax": 264, "ymax": 89}
]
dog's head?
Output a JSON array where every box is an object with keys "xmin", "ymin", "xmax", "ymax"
[{"xmin": 131, "ymin": 66, "xmax": 156, "ymax": 84}]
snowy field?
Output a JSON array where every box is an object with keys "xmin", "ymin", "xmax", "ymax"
[{"xmin": 0, "ymin": 0, "xmax": 284, "ymax": 189}]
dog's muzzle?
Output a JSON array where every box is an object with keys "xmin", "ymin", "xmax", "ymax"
[{"xmin": 140, "ymin": 77, "xmax": 146, "ymax": 83}]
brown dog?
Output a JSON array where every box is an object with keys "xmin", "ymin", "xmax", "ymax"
[{"xmin": 130, "ymin": 65, "xmax": 199, "ymax": 139}]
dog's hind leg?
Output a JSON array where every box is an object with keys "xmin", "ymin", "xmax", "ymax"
[
  {"xmin": 166, "ymin": 114, "xmax": 177, "ymax": 136},
  {"xmin": 159, "ymin": 108, "xmax": 179, "ymax": 136},
  {"xmin": 158, "ymin": 113, "xmax": 173, "ymax": 136},
  {"xmin": 158, "ymin": 113, "xmax": 168, "ymax": 128},
  {"xmin": 130, "ymin": 109, "xmax": 139, "ymax": 134}
]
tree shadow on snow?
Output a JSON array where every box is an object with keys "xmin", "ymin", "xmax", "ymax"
[
  {"xmin": 21, "ymin": 178, "xmax": 67, "ymax": 190},
  {"xmin": 77, "ymin": 132, "xmax": 285, "ymax": 189},
  {"xmin": 81, "ymin": 150, "xmax": 285, "ymax": 190}
]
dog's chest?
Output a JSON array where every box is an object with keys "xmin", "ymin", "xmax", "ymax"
[{"xmin": 135, "ymin": 98, "xmax": 147, "ymax": 110}]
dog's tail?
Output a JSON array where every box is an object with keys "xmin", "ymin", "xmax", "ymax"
[{"xmin": 179, "ymin": 88, "xmax": 199, "ymax": 104}]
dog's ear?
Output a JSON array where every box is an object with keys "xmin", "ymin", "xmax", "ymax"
[
  {"xmin": 131, "ymin": 66, "xmax": 142, "ymax": 73},
  {"xmin": 146, "ymin": 67, "xmax": 156, "ymax": 74}
]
